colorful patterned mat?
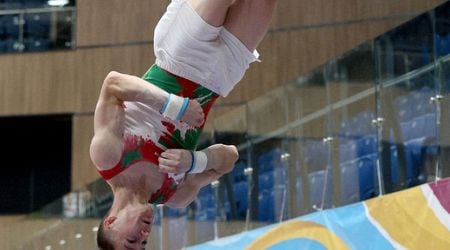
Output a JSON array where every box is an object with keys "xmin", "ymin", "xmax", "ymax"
[{"xmin": 189, "ymin": 178, "xmax": 450, "ymax": 250}]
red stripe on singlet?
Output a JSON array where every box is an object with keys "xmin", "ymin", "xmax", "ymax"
[{"xmin": 97, "ymin": 136, "xmax": 165, "ymax": 180}]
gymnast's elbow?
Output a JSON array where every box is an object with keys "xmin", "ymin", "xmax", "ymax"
[
  {"xmin": 103, "ymin": 70, "xmax": 120, "ymax": 87},
  {"xmin": 102, "ymin": 71, "xmax": 127, "ymax": 100}
]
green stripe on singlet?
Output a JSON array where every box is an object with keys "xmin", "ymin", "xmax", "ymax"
[
  {"xmin": 142, "ymin": 64, "xmax": 182, "ymax": 94},
  {"xmin": 141, "ymin": 65, "xmax": 217, "ymax": 150}
]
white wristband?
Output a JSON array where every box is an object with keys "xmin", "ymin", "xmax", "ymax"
[
  {"xmin": 161, "ymin": 94, "xmax": 189, "ymax": 121},
  {"xmin": 187, "ymin": 150, "xmax": 208, "ymax": 174}
]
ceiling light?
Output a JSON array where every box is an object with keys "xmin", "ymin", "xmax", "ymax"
[{"xmin": 47, "ymin": 0, "xmax": 69, "ymax": 6}]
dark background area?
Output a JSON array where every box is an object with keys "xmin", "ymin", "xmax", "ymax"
[{"xmin": 0, "ymin": 114, "xmax": 72, "ymax": 214}]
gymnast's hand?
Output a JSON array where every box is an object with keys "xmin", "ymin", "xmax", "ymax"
[
  {"xmin": 181, "ymin": 99, "xmax": 205, "ymax": 127},
  {"xmin": 158, "ymin": 149, "xmax": 192, "ymax": 174}
]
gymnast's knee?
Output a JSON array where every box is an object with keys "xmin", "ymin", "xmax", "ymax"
[{"xmin": 219, "ymin": 144, "xmax": 239, "ymax": 174}]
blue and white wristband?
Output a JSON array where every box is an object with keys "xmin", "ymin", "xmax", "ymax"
[
  {"xmin": 160, "ymin": 94, "xmax": 190, "ymax": 121},
  {"xmin": 187, "ymin": 150, "xmax": 208, "ymax": 174}
]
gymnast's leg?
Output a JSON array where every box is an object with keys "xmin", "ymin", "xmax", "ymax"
[
  {"xmin": 188, "ymin": 0, "xmax": 278, "ymax": 53},
  {"xmin": 187, "ymin": 0, "xmax": 234, "ymax": 27},
  {"xmin": 224, "ymin": 0, "xmax": 279, "ymax": 51}
]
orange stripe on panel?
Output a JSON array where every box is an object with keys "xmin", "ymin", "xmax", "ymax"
[{"xmin": 245, "ymin": 220, "xmax": 349, "ymax": 250}]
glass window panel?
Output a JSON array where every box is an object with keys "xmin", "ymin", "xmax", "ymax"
[
  {"xmin": 212, "ymin": 104, "xmax": 248, "ymax": 146},
  {"xmin": 438, "ymin": 57, "xmax": 450, "ymax": 178},
  {"xmin": 0, "ymin": 6, "xmax": 75, "ymax": 54},
  {"xmin": 1, "ymin": 14, "xmax": 23, "ymax": 52},
  {"xmin": 286, "ymin": 68, "xmax": 328, "ymax": 124},
  {"xmin": 292, "ymin": 116, "xmax": 332, "ymax": 212},
  {"xmin": 247, "ymin": 86, "xmax": 288, "ymax": 137},
  {"xmin": 286, "ymin": 126, "xmax": 310, "ymax": 217},
  {"xmin": 250, "ymin": 137, "xmax": 289, "ymax": 225},
  {"xmin": 378, "ymin": 65, "xmax": 438, "ymax": 192},
  {"xmin": 325, "ymin": 43, "xmax": 379, "ymax": 204},
  {"xmin": 283, "ymin": 67, "xmax": 333, "ymax": 212},
  {"xmin": 327, "ymin": 43, "xmax": 375, "ymax": 104}
]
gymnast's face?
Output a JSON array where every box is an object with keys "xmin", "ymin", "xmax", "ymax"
[{"xmin": 105, "ymin": 204, "xmax": 153, "ymax": 250}]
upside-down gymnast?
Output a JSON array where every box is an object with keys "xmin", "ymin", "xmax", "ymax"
[{"xmin": 90, "ymin": 0, "xmax": 278, "ymax": 249}]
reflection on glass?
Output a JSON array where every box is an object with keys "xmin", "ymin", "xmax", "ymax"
[
  {"xmin": 376, "ymin": 13, "xmax": 435, "ymax": 82},
  {"xmin": 435, "ymin": 2, "xmax": 450, "ymax": 59}
]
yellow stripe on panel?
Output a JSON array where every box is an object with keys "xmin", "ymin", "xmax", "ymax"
[{"xmin": 365, "ymin": 186, "xmax": 450, "ymax": 250}]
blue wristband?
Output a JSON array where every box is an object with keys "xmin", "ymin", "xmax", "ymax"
[
  {"xmin": 176, "ymin": 97, "xmax": 190, "ymax": 121},
  {"xmin": 160, "ymin": 94, "xmax": 171, "ymax": 114},
  {"xmin": 187, "ymin": 151, "xmax": 196, "ymax": 174}
]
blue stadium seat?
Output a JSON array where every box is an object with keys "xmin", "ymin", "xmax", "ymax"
[
  {"xmin": 401, "ymin": 113, "xmax": 437, "ymax": 186},
  {"xmin": 258, "ymin": 171, "xmax": 274, "ymax": 190},
  {"xmin": 195, "ymin": 208, "xmax": 216, "ymax": 221},
  {"xmin": 198, "ymin": 193, "xmax": 215, "ymax": 210},
  {"xmin": 436, "ymin": 33, "xmax": 450, "ymax": 57},
  {"xmin": 220, "ymin": 187, "xmax": 232, "ymax": 219},
  {"xmin": 339, "ymin": 140, "xmax": 357, "ymax": 163},
  {"xmin": 25, "ymin": 38, "xmax": 50, "ymax": 52},
  {"xmin": 0, "ymin": 16, "xmax": 5, "ymax": 37},
  {"xmin": 257, "ymin": 148, "xmax": 284, "ymax": 174},
  {"xmin": 304, "ymin": 141, "xmax": 328, "ymax": 172},
  {"xmin": 24, "ymin": 13, "xmax": 51, "ymax": 38},
  {"xmin": 410, "ymin": 89, "xmax": 435, "ymax": 118},
  {"xmin": 272, "ymin": 186, "xmax": 287, "ymax": 221},
  {"xmin": 339, "ymin": 120, "xmax": 352, "ymax": 138},
  {"xmin": 3, "ymin": 15, "xmax": 21, "ymax": 38},
  {"xmin": 393, "ymin": 89, "xmax": 437, "ymax": 187},
  {"xmin": 340, "ymin": 111, "xmax": 376, "ymax": 139},
  {"xmin": 4, "ymin": 39, "xmax": 23, "ymax": 52},
  {"xmin": 231, "ymin": 161, "xmax": 246, "ymax": 182},
  {"xmin": 166, "ymin": 207, "xmax": 187, "ymax": 218},
  {"xmin": 233, "ymin": 181, "xmax": 248, "ymax": 217},
  {"xmin": 422, "ymin": 113, "xmax": 437, "ymax": 139},
  {"xmin": 340, "ymin": 161, "xmax": 360, "ymax": 204},
  {"xmin": 353, "ymin": 111, "xmax": 376, "ymax": 136},
  {"xmin": 257, "ymin": 167, "xmax": 287, "ymax": 215},
  {"xmin": 0, "ymin": 40, "xmax": 6, "ymax": 52},
  {"xmin": 258, "ymin": 189, "xmax": 274, "ymax": 222},
  {"xmin": 394, "ymin": 94, "xmax": 415, "ymax": 122},
  {"xmin": 274, "ymin": 166, "xmax": 287, "ymax": 186},
  {"xmin": 357, "ymin": 156, "xmax": 377, "ymax": 200},
  {"xmin": 356, "ymin": 135, "xmax": 377, "ymax": 158},
  {"xmin": 195, "ymin": 186, "xmax": 217, "ymax": 221},
  {"xmin": 295, "ymin": 177, "xmax": 303, "ymax": 209},
  {"xmin": 308, "ymin": 170, "xmax": 333, "ymax": 210},
  {"xmin": 390, "ymin": 144, "xmax": 399, "ymax": 183}
]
